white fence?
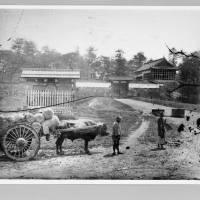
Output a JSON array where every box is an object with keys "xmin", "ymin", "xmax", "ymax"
[{"xmin": 26, "ymin": 90, "xmax": 74, "ymax": 114}]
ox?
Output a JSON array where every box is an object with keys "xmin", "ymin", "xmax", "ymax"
[{"xmin": 55, "ymin": 119, "xmax": 108, "ymax": 155}]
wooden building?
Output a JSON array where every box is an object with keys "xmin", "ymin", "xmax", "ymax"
[
  {"xmin": 109, "ymin": 76, "xmax": 133, "ymax": 97},
  {"xmin": 21, "ymin": 68, "xmax": 80, "ymax": 89},
  {"xmin": 21, "ymin": 68, "xmax": 80, "ymax": 113},
  {"xmin": 135, "ymin": 58, "xmax": 178, "ymax": 82}
]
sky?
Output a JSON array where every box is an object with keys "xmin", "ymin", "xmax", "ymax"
[{"xmin": 0, "ymin": 7, "xmax": 200, "ymax": 60}]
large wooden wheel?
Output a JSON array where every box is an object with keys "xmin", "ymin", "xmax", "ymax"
[{"xmin": 2, "ymin": 124, "xmax": 40, "ymax": 161}]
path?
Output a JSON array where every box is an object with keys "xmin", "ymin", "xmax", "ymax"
[{"xmin": 124, "ymin": 119, "xmax": 149, "ymax": 147}]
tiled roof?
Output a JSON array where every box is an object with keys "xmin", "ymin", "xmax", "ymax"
[
  {"xmin": 21, "ymin": 68, "xmax": 80, "ymax": 79},
  {"xmin": 136, "ymin": 58, "xmax": 176, "ymax": 72}
]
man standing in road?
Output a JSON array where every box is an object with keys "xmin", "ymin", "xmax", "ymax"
[
  {"xmin": 157, "ymin": 112, "xmax": 166, "ymax": 150},
  {"xmin": 112, "ymin": 116, "xmax": 123, "ymax": 155}
]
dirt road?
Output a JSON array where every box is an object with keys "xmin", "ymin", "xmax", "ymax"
[
  {"xmin": 117, "ymin": 98, "xmax": 174, "ymax": 116},
  {"xmin": 117, "ymin": 98, "xmax": 199, "ymax": 125},
  {"xmin": 0, "ymin": 98, "xmax": 199, "ymax": 179}
]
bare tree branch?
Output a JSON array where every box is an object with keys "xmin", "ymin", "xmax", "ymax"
[
  {"xmin": 164, "ymin": 44, "xmax": 200, "ymax": 96},
  {"xmin": 166, "ymin": 44, "xmax": 200, "ymax": 59}
]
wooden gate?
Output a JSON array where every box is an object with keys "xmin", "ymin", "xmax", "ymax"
[{"xmin": 26, "ymin": 90, "xmax": 74, "ymax": 115}]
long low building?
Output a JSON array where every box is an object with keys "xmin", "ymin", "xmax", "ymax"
[
  {"xmin": 76, "ymin": 81, "xmax": 110, "ymax": 88},
  {"xmin": 129, "ymin": 83, "xmax": 162, "ymax": 89}
]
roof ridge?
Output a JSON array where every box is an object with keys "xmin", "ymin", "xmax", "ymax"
[
  {"xmin": 22, "ymin": 68, "xmax": 80, "ymax": 71},
  {"xmin": 144, "ymin": 57, "xmax": 165, "ymax": 65}
]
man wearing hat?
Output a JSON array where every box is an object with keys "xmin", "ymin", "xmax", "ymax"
[{"xmin": 112, "ymin": 116, "xmax": 123, "ymax": 155}]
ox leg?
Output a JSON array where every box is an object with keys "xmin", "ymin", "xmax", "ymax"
[
  {"xmin": 55, "ymin": 139, "xmax": 59, "ymax": 154},
  {"xmin": 56, "ymin": 143, "xmax": 59, "ymax": 155},
  {"xmin": 84, "ymin": 140, "xmax": 91, "ymax": 155},
  {"xmin": 56, "ymin": 136, "xmax": 65, "ymax": 155}
]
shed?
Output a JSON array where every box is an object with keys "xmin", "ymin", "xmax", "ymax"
[
  {"xmin": 21, "ymin": 68, "xmax": 80, "ymax": 113},
  {"xmin": 21, "ymin": 68, "xmax": 80, "ymax": 90}
]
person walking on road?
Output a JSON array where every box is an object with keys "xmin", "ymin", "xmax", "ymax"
[
  {"xmin": 112, "ymin": 116, "xmax": 123, "ymax": 156},
  {"xmin": 157, "ymin": 112, "xmax": 166, "ymax": 150}
]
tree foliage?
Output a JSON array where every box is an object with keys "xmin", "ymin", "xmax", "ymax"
[
  {"xmin": 0, "ymin": 38, "xmax": 150, "ymax": 82},
  {"xmin": 112, "ymin": 49, "xmax": 127, "ymax": 76},
  {"xmin": 85, "ymin": 46, "xmax": 97, "ymax": 66},
  {"xmin": 179, "ymin": 56, "xmax": 200, "ymax": 103},
  {"xmin": 11, "ymin": 38, "xmax": 37, "ymax": 56},
  {"xmin": 128, "ymin": 52, "xmax": 146, "ymax": 69}
]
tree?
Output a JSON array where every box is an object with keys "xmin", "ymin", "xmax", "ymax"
[
  {"xmin": 11, "ymin": 38, "xmax": 25, "ymax": 54},
  {"xmin": 23, "ymin": 40, "xmax": 37, "ymax": 56},
  {"xmin": 112, "ymin": 49, "xmax": 128, "ymax": 76},
  {"xmin": 87, "ymin": 56, "xmax": 113, "ymax": 80},
  {"xmin": 37, "ymin": 46, "xmax": 62, "ymax": 68},
  {"xmin": 98, "ymin": 56, "xmax": 113, "ymax": 80},
  {"xmin": 62, "ymin": 52, "xmax": 80, "ymax": 70},
  {"xmin": 11, "ymin": 38, "xmax": 39, "ymax": 68},
  {"xmin": 85, "ymin": 46, "xmax": 98, "ymax": 79},
  {"xmin": 179, "ymin": 56, "xmax": 200, "ymax": 103},
  {"xmin": 85, "ymin": 46, "xmax": 97, "ymax": 66},
  {"xmin": 0, "ymin": 50, "xmax": 25, "ymax": 81},
  {"xmin": 41, "ymin": 46, "xmax": 51, "ymax": 54},
  {"xmin": 11, "ymin": 38, "xmax": 37, "ymax": 56},
  {"xmin": 128, "ymin": 52, "xmax": 147, "ymax": 75}
]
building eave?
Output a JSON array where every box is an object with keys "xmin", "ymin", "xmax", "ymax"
[{"xmin": 21, "ymin": 68, "xmax": 80, "ymax": 79}]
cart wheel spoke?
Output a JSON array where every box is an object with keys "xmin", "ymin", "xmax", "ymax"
[
  {"xmin": 6, "ymin": 139, "xmax": 15, "ymax": 145},
  {"xmin": 7, "ymin": 132, "xmax": 16, "ymax": 140},
  {"xmin": 5, "ymin": 142, "xmax": 13, "ymax": 150},
  {"xmin": 25, "ymin": 134, "xmax": 34, "ymax": 141},
  {"xmin": 23, "ymin": 129, "xmax": 31, "ymax": 140},
  {"xmin": 14, "ymin": 128, "xmax": 20, "ymax": 138},
  {"xmin": 10, "ymin": 130, "xmax": 18, "ymax": 140}
]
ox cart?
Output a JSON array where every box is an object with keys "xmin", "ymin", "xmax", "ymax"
[{"xmin": 0, "ymin": 113, "xmax": 108, "ymax": 162}]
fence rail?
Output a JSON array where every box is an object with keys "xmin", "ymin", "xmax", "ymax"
[{"xmin": 26, "ymin": 90, "xmax": 74, "ymax": 114}]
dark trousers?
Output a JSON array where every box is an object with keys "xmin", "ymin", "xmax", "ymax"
[{"xmin": 112, "ymin": 135, "xmax": 120, "ymax": 153}]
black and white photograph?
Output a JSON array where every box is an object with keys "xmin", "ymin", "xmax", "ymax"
[{"xmin": 0, "ymin": 6, "xmax": 200, "ymax": 180}]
